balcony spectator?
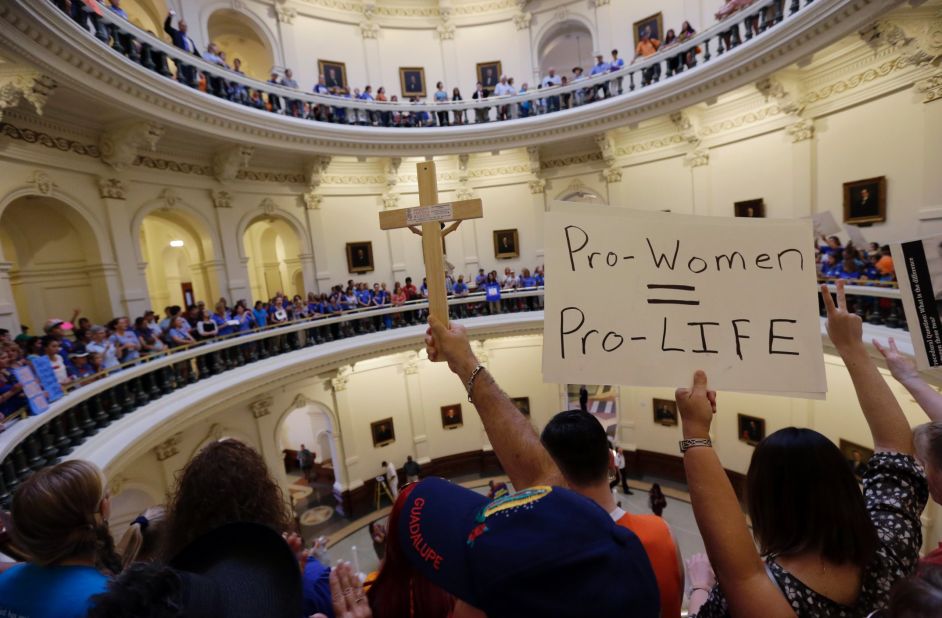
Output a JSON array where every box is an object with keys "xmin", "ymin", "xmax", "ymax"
[
  {"xmin": 451, "ymin": 87, "xmax": 466, "ymax": 125},
  {"xmin": 87, "ymin": 325, "xmax": 120, "ymax": 371},
  {"xmin": 163, "ymin": 10, "xmax": 200, "ymax": 87},
  {"xmin": 716, "ymin": 0, "xmax": 758, "ymax": 20},
  {"xmin": 633, "ymin": 26, "xmax": 661, "ymax": 86},
  {"xmin": 590, "ymin": 54, "xmax": 611, "ymax": 100},
  {"xmin": 67, "ymin": 351, "xmax": 96, "ymax": 382},
  {"xmin": 541, "ymin": 67, "xmax": 562, "ymax": 112},
  {"xmin": 40, "ymin": 336, "xmax": 71, "ymax": 386},
  {"xmin": 281, "ymin": 68, "xmax": 302, "ymax": 117},
  {"xmin": 430, "ymin": 81, "xmax": 449, "ymax": 126},
  {"xmin": 110, "ymin": 317, "xmax": 141, "ymax": 365},
  {"xmin": 610, "ymin": 49, "xmax": 625, "ymax": 94},
  {"xmin": 678, "ymin": 21, "xmax": 699, "ymax": 68},
  {"xmin": 472, "ymin": 82, "xmax": 489, "ymax": 123},
  {"xmin": 267, "ymin": 71, "xmax": 282, "ymax": 113},
  {"xmin": 663, "ymin": 29, "xmax": 680, "ymax": 76}
]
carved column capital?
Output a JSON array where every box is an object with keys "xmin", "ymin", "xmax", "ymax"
[
  {"xmin": 154, "ymin": 432, "xmax": 183, "ymax": 461},
  {"xmin": 786, "ymin": 119, "xmax": 815, "ymax": 142},
  {"xmin": 302, "ymin": 191, "xmax": 322, "ymax": 210},
  {"xmin": 360, "ymin": 20, "xmax": 380, "ymax": 39},
  {"xmin": 382, "ymin": 191, "xmax": 400, "ymax": 210},
  {"xmin": 437, "ymin": 21, "xmax": 456, "ymax": 40},
  {"xmin": 513, "ymin": 10, "xmax": 532, "ymax": 31},
  {"xmin": 98, "ymin": 177, "xmax": 128, "ymax": 200},
  {"xmin": 250, "ymin": 397, "xmax": 273, "ymax": 419},
  {"xmin": 915, "ymin": 71, "xmax": 942, "ymax": 104},
  {"xmin": 528, "ymin": 178, "xmax": 546, "ymax": 194},
  {"xmin": 331, "ymin": 366, "xmax": 353, "ymax": 392},
  {"xmin": 304, "ymin": 155, "xmax": 332, "ymax": 190},
  {"xmin": 211, "ymin": 189, "xmax": 233, "ymax": 208},
  {"xmin": 684, "ymin": 148, "xmax": 710, "ymax": 168},
  {"xmin": 602, "ymin": 166, "xmax": 622, "ymax": 184},
  {"xmin": 275, "ymin": 6, "xmax": 297, "ymax": 24}
]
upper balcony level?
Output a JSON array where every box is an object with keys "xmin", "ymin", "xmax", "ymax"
[{"xmin": 0, "ymin": 0, "xmax": 904, "ymax": 157}]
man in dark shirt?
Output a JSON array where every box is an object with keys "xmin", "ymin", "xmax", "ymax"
[
  {"xmin": 164, "ymin": 10, "xmax": 201, "ymax": 86},
  {"xmin": 403, "ymin": 455, "xmax": 421, "ymax": 483}
]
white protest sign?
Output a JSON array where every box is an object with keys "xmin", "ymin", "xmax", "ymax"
[
  {"xmin": 809, "ymin": 211, "xmax": 841, "ymax": 237},
  {"xmin": 542, "ymin": 204, "xmax": 827, "ymax": 397},
  {"xmin": 892, "ymin": 235, "xmax": 942, "ymax": 369},
  {"xmin": 845, "ymin": 225, "xmax": 868, "ymax": 249}
]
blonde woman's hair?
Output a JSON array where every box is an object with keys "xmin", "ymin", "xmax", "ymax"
[
  {"xmin": 914, "ymin": 421, "xmax": 942, "ymax": 472},
  {"xmin": 115, "ymin": 505, "xmax": 166, "ymax": 569},
  {"xmin": 11, "ymin": 460, "xmax": 122, "ymax": 574}
]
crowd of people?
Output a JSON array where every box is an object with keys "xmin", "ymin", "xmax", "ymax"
[
  {"xmin": 0, "ymin": 281, "xmax": 941, "ymax": 617},
  {"xmin": 817, "ymin": 237, "xmax": 897, "ymax": 283},
  {"xmin": 49, "ymin": 0, "xmax": 783, "ymax": 128},
  {"xmin": 0, "ymin": 265, "xmax": 544, "ymax": 420}
]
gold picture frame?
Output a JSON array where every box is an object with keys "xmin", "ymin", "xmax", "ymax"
[
  {"xmin": 371, "ymin": 418, "xmax": 395, "ymax": 448},
  {"xmin": 493, "ymin": 229, "xmax": 519, "ymax": 259},
  {"xmin": 317, "ymin": 59, "xmax": 347, "ymax": 92},
  {"xmin": 843, "ymin": 176, "xmax": 886, "ymax": 225},
  {"xmin": 346, "ymin": 242, "xmax": 374, "ymax": 274},
  {"xmin": 476, "ymin": 61, "xmax": 502, "ymax": 94},
  {"xmin": 633, "ymin": 13, "xmax": 664, "ymax": 47},
  {"xmin": 399, "ymin": 67, "xmax": 427, "ymax": 98}
]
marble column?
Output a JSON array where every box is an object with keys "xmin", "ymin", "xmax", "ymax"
[
  {"xmin": 401, "ymin": 352, "xmax": 431, "ymax": 464},
  {"xmin": 99, "ymin": 178, "xmax": 151, "ymax": 316},
  {"xmin": 0, "ymin": 261, "xmax": 17, "ymax": 332},
  {"xmin": 331, "ymin": 367, "xmax": 364, "ymax": 491}
]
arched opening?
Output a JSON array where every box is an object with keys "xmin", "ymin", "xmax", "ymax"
[
  {"xmin": 277, "ymin": 402, "xmax": 339, "ymax": 538},
  {"xmin": 538, "ymin": 21, "xmax": 595, "ymax": 77},
  {"xmin": 0, "ymin": 195, "xmax": 114, "ymax": 330},
  {"xmin": 119, "ymin": 0, "xmax": 166, "ymax": 37},
  {"xmin": 139, "ymin": 210, "xmax": 218, "ymax": 311},
  {"xmin": 242, "ymin": 217, "xmax": 304, "ymax": 302},
  {"xmin": 207, "ymin": 9, "xmax": 274, "ymax": 80}
]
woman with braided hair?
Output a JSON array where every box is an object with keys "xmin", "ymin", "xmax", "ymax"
[{"xmin": 0, "ymin": 460, "xmax": 122, "ymax": 617}]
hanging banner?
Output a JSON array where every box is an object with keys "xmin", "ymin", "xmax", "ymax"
[{"xmin": 542, "ymin": 204, "xmax": 827, "ymax": 398}]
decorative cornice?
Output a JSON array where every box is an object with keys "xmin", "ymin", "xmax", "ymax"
[
  {"xmin": 0, "ymin": 68, "xmax": 56, "ymax": 121},
  {"xmin": 98, "ymin": 177, "xmax": 127, "ymax": 200},
  {"xmin": 755, "ymin": 77, "xmax": 804, "ymax": 116},
  {"xmin": 0, "ymin": 122, "xmax": 101, "ymax": 157},
  {"xmin": 304, "ymin": 155, "xmax": 332, "ymax": 189},
  {"xmin": 153, "ymin": 432, "xmax": 182, "ymax": 461},
  {"xmin": 27, "ymin": 170, "xmax": 55, "ymax": 195},
  {"xmin": 238, "ymin": 170, "xmax": 305, "ymax": 183},
  {"xmin": 542, "ymin": 152, "xmax": 603, "ymax": 169},
  {"xmin": 699, "ymin": 105, "xmax": 782, "ymax": 137},
  {"xmin": 136, "ymin": 155, "xmax": 212, "ymax": 176},
  {"xmin": 211, "ymin": 189, "xmax": 233, "ymax": 208},
  {"xmin": 615, "ymin": 134, "xmax": 685, "ymax": 157}
]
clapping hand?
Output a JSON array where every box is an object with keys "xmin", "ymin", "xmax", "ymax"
[{"xmin": 310, "ymin": 561, "xmax": 371, "ymax": 618}]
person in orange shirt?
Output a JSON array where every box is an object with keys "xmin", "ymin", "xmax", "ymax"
[
  {"xmin": 542, "ymin": 410, "xmax": 685, "ymax": 617},
  {"xmin": 633, "ymin": 26, "xmax": 662, "ymax": 85},
  {"xmin": 875, "ymin": 245, "xmax": 895, "ymax": 276}
]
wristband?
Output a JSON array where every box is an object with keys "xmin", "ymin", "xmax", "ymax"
[
  {"xmin": 679, "ymin": 438, "xmax": 712, "ymax": 453},
  {"xmin": 465, "ymin": 364, "xmax": 484, "ymax": 403}
]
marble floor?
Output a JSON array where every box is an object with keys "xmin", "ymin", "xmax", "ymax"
[{"xmin": 314, "ymin": 475, "xmax": 710, "ymax": 612}]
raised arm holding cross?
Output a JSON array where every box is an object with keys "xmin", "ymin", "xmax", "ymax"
[{"xmin": 378, "ymin": 161, "xmax": 483, "ymax": 351}]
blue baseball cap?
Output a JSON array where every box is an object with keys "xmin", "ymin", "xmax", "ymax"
[{"xmin": 397, "ymin": 477, "xmax": 660, "ymax": 618}]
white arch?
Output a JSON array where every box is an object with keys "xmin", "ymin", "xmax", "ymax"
[
  {"xmin": 273, "ymin": 393, "xmax": 345, "ymax": 491},
  {"xmin": 130, "ymin": 195, "xmax": 221, "ymax": 266},
  {"xmin": 198, "ymin": 3, "xmax": 283, "ymax": 69},
  {"xmin": 0, "ymin": 186, "xmax": 116, "ymax": 264},
  {"xmin": 236, "ymin": 207, "xmax": 312, "ymax": 261},
  {"xmin": 532, "ymin": 14, "xmax": 598, "ymax": 73}
]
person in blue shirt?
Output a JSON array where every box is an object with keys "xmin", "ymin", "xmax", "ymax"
[
  {"xmin": 590, "ymin": 53, "xmax": 611, "ymax": 100},
  {"xmin": 252, "ymin": 301, "xmax": 268, "ymax": 329},
  {"xmin": 371, "ymin": 283, "xmax": 392, "ymax": 330},
  {"xmin": 211, "ymin": 302, "xmax": 234, "ymax": 337},
  {"xmin": 0, "ymin": 460, "xmax": 118, "ymax": 618},
  {"xmin": 474, "ymin": 268, "xmax": 487, "ymax": 289},
  {"xmin": 233, "ymin": 304, "xmax": 255, "ymax": 333}
]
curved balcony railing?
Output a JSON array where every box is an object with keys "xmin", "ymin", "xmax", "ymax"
[
  {"xmin": 0, "ymin": 281, "xmax": 909, "ymax": 507},
  {"xmin": 52, "ymin": 0, "xmax": 799, "ymax": 126},
  {"xmin": 0, "ymin": 287, "xmax": 545, "ymax": 507},
  {"xmin": 0, "ymin": 0, "xmax": 899, "ymax": 154}
]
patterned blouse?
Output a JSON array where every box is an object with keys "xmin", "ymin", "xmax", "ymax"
[{"xmin": 694, "ymin": 452, "xmax": 928, "ymax": 618}]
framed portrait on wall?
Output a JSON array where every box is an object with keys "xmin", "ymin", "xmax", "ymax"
[
  {"xmin": 737, "ymin": 414, "xmax": 766, "ymax": 446},
  {"xmin": 652, "ymin": 398, "xmax": 677, "ymax": 426},
  {"xmin": 734, "ymin": 198, "xmax": 765, "ymax": 218},
  {"xmin": 493, "ymin": 229, "xmax": 519, "ymax": 259},
  {"xmin": 441, "ymin": 404, "xmax": 463, "ymax": 429},
  {"xmin": 371, "ymin": 418, "xmax": 396, "ymax": 447},
  {"xmin": 476, "ymin": 61, "xmax": 502, "ymax": 94},
  {"xmin": 843, "ymin": 176, "xmax": 886, "ymax": 225},
  {"xmin": 346, "ymin": 242, "xmax": 374, "ymax": 274},
  {"xmin": 399, "ymin": 67, "xmax": 427, "ymax": 98},
  {"xmin": 510, "ymin": 397, "xmax": 530, "ymax": 417},
  {"xmin": 633, "ymin": 13, "xmax": 664, "ymax": 47},
  {"xmin": 317, "ymin": 59, "xmax": 347, "ymax": 91}
]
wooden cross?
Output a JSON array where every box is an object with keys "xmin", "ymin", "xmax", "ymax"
[{"xmin": 378, "ymin": 161, "xmax": 483, "ymax": 336}]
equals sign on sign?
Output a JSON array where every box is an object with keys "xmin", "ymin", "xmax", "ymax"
[{"xmin": 646, "ymin": 284, "xmax": 700, "ymax": 306}]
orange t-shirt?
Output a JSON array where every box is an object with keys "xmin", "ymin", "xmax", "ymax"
[
  {"xmin": 875, "ymin": 255, "xmax": 895, "ymax": 275},
  {"xmin": 616, "ymin": 512, "xmax": 682, "ymax": 618}
]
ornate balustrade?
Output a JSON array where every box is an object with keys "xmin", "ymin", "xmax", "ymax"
[{"xmin": 0, "ymin": 0, "xmax": 900, "ymax": 155}]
